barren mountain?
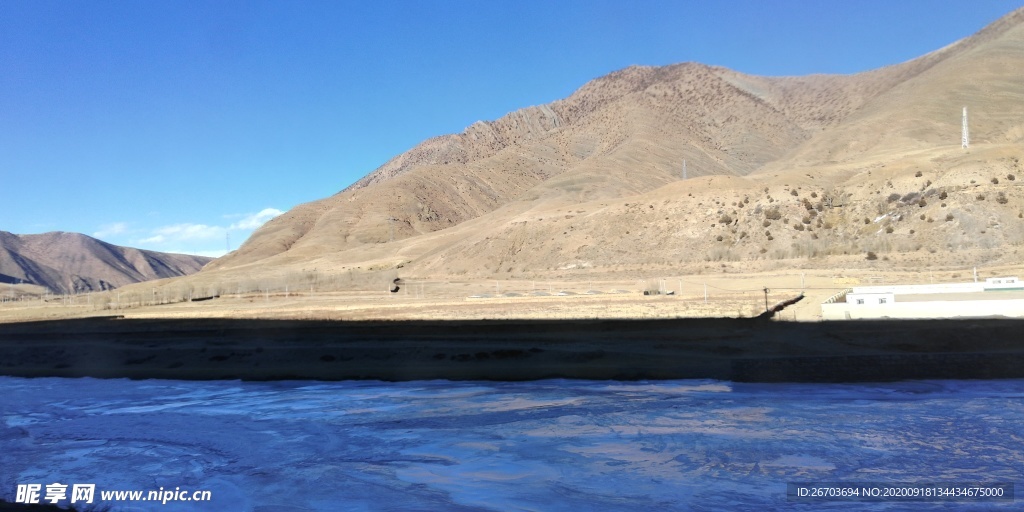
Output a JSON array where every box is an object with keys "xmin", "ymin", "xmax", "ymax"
[
  {"xmin": 186, "ymin": 7, "xmax": 1024, "ymax": 290},
  {"xmin": 0, "ymin": 231, "xmax": 212, "ymax": 294}
]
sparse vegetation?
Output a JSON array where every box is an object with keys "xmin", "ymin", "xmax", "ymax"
[
  {"xmin": 1008, "ymin": 174, "xmax": 1016, "ymax": 181},
  {"xmin": 866, "ymin": 251, "xmax": 878, "ymax": 261},
  {"xmin": 939, "ymin": 191, "xmax": 948, "ymax": 200},
  {"xmin": 992, "ymin": 177, "xmax": 1000, "ymax": 184},
  {"xmin": 996, "ymin": 192, "xmax": 1008, "ymax": 204},
  {"xmin": 915, "ymin": 170, "xmax": 922, "ymax": 177},
  {"xmin": 977, "ymin": 194, "xmax": 986, "ymax": 201},
  {"xmin": 764, "ymin": 208, "xmax": 782, "ymax": 220},
  {"xmin": 946, "ymin": 213, "xmax": 954, "ymax": 222}
]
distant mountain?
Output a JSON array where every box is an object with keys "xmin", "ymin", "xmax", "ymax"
[
  {"xmin": 0, "ymin": 231, "xmax": 212, "ymax": 294},
  {"xmin": 187, "ymin": 7, "xmax": 1024, "ymax": 284}
]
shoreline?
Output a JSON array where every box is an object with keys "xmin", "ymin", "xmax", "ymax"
[{"xmin": 2, "ymin": 316, "xmax": 1023, "ymax": 383}]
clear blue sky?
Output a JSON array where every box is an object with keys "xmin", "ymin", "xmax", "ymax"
[{"xmin": 1, "ymin": 0, "xmax": 1020, "ymax": 257}]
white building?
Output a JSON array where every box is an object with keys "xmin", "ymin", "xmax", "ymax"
[{"xmin": 822, "ymin": 277, "xmax": 1024, "ymax": 320}]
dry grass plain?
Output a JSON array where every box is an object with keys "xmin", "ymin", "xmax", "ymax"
[{"xmin": 5, "ymin": 262, "xmax": 1023, "ymax": 324}]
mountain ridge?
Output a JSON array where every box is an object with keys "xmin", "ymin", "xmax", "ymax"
[
  {"xmin": 0, "ymin": 230, "xmax": 212, "ymax": 294},
  {"xmin": 197, "ymin": 7, "xmax": 1024, "ymax": 283}
]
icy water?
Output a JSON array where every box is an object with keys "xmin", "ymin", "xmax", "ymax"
[{"xmin": 2, "ymin": 377, "xmax": 1022, "ymax": 511}]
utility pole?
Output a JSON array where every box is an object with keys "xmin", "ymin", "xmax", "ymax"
[
  {"xmin": 682, "ymin": 159, "xmax": 687, "ymax": 180},
  {"xmin": 763, "ymin": 287, "xmax": 770, "ymax": 313},
  {"xmin": 962, "ymin": 107, "xmax": 970, "ymax": 149},
  {"xmin": 387, "ymin": 218, "xmax": 398, "ymax": 242}
]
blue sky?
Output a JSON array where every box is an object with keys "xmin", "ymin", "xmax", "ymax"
[{"xmin": 1, "ymin": 0, "xmax": 1020, "ymax": 257}]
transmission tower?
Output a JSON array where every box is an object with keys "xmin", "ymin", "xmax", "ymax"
[
  {"xmin": 962, "ymin": 107, "xmax": 969, "ymax": 149},
  {"xmin": 387, "ymin": 217, "xmax": 398, "ymax": 242}
]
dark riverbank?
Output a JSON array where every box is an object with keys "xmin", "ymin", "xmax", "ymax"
[{"xmin": 1, "ymin": 316, "xmax": 1022, "ymax": 382}]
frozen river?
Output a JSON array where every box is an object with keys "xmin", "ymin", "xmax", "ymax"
[{"xmin": 2, "ymin": 377, "xmax": 1022, "ymax": 511}]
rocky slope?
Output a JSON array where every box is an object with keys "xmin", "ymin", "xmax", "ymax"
[{"xmin": 189, "ymin": 7, "xmax": 1024, "ymax": 287}]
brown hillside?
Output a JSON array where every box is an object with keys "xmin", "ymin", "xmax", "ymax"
[{"xmin": 185, "ymin": 7, "xmax": 1024, "ymax": 289}]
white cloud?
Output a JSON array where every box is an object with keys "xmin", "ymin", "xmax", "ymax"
[
  {"xmin": 129, "ymin": 207, "xmax": 283, "ymax": 257},
  {"xmin": 151, "ymin": 223, "xmax": 226, "ymax": 241},
  {"xmin": 229, "ymin": 208, "xmax": 284, "ymax": 230},
  {"xmin": 93, "ymin": 222, "xmax": 129, "ymax": 239},
  {"xmin": 162, "ymin": 249, "xmax": 228, "ymax": 258}
]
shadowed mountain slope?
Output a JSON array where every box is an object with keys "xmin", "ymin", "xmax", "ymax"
[{"xmin": 0, "ymin": 231, "xmax": 212, "ymax": 294}]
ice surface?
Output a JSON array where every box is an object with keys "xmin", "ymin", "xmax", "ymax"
[{"xmin": 2, "ymin": 377, "xmax": 1023, "ymax": 511}]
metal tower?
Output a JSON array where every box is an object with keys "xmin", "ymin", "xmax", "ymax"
[{"xmin": 962, "ymin": 107, "xmax": 969, "ymax": 149}]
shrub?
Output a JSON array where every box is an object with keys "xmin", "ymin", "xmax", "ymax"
[
  {"xmin": 866, "ymin": 251, "xmax": 878, "ymax": 261},
  {"xmin": 864, "ymin": 218, "xmax": 870, "ymax": 224},
  {"xmin": 794, "ymin": 223, "xmax": 805, "ymax": 231},
  {"xmin": 945, "ymin": 213, "xmax": 954, "ymax": 222},
  {"xmin": 915, "ymin": 170, "xmax": 923, "ymax": 177},
  {"xmin": 939, "ymin": 191, "xmax": 948, "ymax": 200},
  {"xmin": 802, "ymin": 216, "xmax": 812, "ymax": 224},
  {"xmin": 885, "ymin": 226, "xmax": 894, "ymax": 233},
  {"xmin": 810, "ymin": 191, "xmax": 818, "ymax": 198},
  {"xmin": 1008, "ymin": 174, "xmax": 1016, "ymax": 181},
  {"xmin": 719, "ymin": 214, "xmax": 733, "ymax": 224},
  {"xmin": 716, "ymin": 235, "xmax": 724, "ymax": 242},
  {"xmin": 764, "ymin": 208, "xmax": 782, "ymax": 220},
  {"xmin": 791, "ymin": 189, "xmax": 799, "ymax": 196},
  {"xmin": 763, "ymin": 219, "xmax": 772, "ymax": 227},
  {"xmin": 918, "ymin": 198, "xmax": 927, "ymax": 207},
  {"xmin": 886, "ymin": 193, "xmax": 901, "ymax": 203},
  {"xmin": 992, "ymin": 177, "xmax": 1000, "ymax": 184},
  {"xmin": 977, "ymin": 194, "xmax": 986, "ymax": 201},
  {"xmin": 996, "ymin": 192, "xmax": 1008, "ymax": 204}
]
